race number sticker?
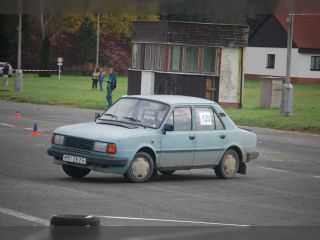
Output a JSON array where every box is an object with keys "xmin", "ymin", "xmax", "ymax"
[{"xmin": 199, "ymin": 112, "xmax": 212, "ymax": 126}]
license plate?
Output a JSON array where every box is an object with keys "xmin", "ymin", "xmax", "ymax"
[{"xmin": 63, "ymin": 154, "xmax": 87, "ymax": 165}]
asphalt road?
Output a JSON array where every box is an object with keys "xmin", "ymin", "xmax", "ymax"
[{"xmin": 0, "ymin": 100, "xmax": 319, "ymax": 227}]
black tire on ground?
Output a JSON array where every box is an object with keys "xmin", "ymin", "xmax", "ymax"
[
  {"xmin": 50, "ymin": 215, "xmax": 100, "ymax": 226},
  {"xmin": 62, "ymin": 165, "xmax": 91, "ymax": 179},
  {"xmin": 214, "ymin": 149, "xmax": 240, "ymax": 179},
  {"xmin": 124, "ymin": 152, "xmax": 155, "ymax": 183},
  {"xmin": 159, "ymin": 170, "xmax": 176, "ymax": 176}
]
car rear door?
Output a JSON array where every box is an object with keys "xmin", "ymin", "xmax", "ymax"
[
  {"xmin": 193, "ymin": 106, "xmax": 227, "ymax": 166},
  {"xmin": 159, "ymin": 106, "xmax": 196, "ymax": 167}
]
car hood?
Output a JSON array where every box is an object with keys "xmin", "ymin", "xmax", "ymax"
[{"xmin": 54, "ymin": 122, "xmax": 156, "ymax": 142}]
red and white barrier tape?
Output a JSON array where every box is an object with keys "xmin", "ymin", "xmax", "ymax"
[{"xmin": 12, "ymin": 69, "xmax": 59, "ymax": 72}]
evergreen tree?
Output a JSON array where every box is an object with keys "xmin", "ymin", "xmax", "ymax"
[
  {"xmin": 39, "ymin": 36, "xmax": 51, "ymax": 77},
  {"xmin": 77, "ymin": 15, "xmax": 96, "ymax": 64}
]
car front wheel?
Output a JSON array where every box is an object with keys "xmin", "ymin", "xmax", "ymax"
[
  {"xmin": 214, "ymin": 149, "xmax": 239, "ymax": 179},
  {"xmin": 62, "ymin": 165, "xmax": 91, "ymax": 179},
  {"xmin": 124, "ymin": 152, "xmax": 154, "ymax": 183}
]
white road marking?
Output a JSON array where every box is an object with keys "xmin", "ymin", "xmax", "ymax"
[
  {"xmin": 0, "ymin": 123, "xmax": 15, "ymax": 127},
  {"xmin": 258, "ymin": 166, "xmax": 289, "ymax": 173},
  {"xmin": 314, "ymin": 176, "xmax": 320, "ymax": 179},
  {"xmin": 98, "ymin": 215, "xmax": 250, "ymax": 227},
  {"xmin": 271, "ymin": 159, "xmax": 284, "ymax": 162},
  {"xmin": 0, "ymin": 206, "xmax": 50, "ymax": 226}
]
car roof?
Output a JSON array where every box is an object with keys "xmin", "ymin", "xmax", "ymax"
[{"xmin": 123, "ymin": 95, "xmax": 217, "ymax": 106}]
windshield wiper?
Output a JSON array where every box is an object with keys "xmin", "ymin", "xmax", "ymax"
[
  {"xmin": 103, "ymin": 113, "xmax": 118, "ymax": 119},
  {"xmin": 122, "ymin": 117, "xmax": 146, "ymax": 128},
  {"xmin": 122, "ymin": 117, "xmax": 141, "ymax": 123}
]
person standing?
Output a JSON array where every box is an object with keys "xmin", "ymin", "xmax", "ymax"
[
  {"xmin": 98, "ymin": 67, "xmax": 105, "ymax": 91},
  {"xmin": 91, "ymin": 68, "xmax": 99, "ymax": 90},
  {"xmin": 106, "ymin": 67, "xmax": 117, "ymax": 107},
  {"xmin": 2, "ymin": 64, "xmax": 9, "ymax": 88}
]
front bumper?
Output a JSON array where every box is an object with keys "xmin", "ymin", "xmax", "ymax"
[
  {"xmin": 47, "ymin": 147, "xmax": 128, "ymax": 168},
  {"xmin": 247, "ymin": 151, "xmax": 259, "ymax": 161}
]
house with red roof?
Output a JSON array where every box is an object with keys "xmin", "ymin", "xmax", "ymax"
[{"xmin": 245, "ymin": 14, "xmax": 320, "ymax": 84}]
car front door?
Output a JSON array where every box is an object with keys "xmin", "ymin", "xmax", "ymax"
[
  {"xmin": 159, "ymin": 107, "xmax": 195, "ymax": 167},
  {"xmin": 193, "ymin": 106, "xmax": 227, "ymax": 166}
]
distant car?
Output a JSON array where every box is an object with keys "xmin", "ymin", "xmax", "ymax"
[
  {"xmin": 47, "ymin": 95, "xmax": 258, "ymax": 183},
  {"xmin": 0, "ymin": 62, "xmax": 13, "ymax": 76}
]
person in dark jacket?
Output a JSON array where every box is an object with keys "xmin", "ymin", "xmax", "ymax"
[
  {"xmin": 2, "ymin": 64, "xmax": 9, "ymax": 88},
  {"xmin": 106, "ymin": 67, "xmax": 117, "ymax": 107}
]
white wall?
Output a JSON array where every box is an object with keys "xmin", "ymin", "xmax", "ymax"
[
  {"xmin": 219, "ymin": 47, "xmax": 241, "ymax": 103},
  {"xmin": 245, "ymin": 47, "xmax": 320, "ymax": 79},
  {"xmin": 140, "ymin": 71, "xmax": 155, "ymax": 95}
]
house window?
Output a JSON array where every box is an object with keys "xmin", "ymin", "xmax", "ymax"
[
  {"xmin": 169, "ymin": 45, "xmax": 183, "ymax": 71},
  {"xmin": 311, "ymin": 56, "xmax": 320, "ymax": 71},
  {"xmin": 266, "ymin": 54, "xmax": 275, "ymax": 68},
  {"xmin": 132, "ymin": 43, "xmax": 144, "ymax": 69},
  {"xmin": 144, "ymin": 44, "xmax": 156, "ymax": 70},
  {"xmin": 182, "ymin": 46, "xmax": 199, "ymax": 73},
  {"xmin": 202, "ymin": 47, "xmax": 216, "ymax": 73},
  {"xmin": 155, "ymin": 45, "xmax": 166, "ymax": 71}
]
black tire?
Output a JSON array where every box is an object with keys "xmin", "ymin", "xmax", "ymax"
[
  {"xmin": 214, "ymin": 149, "xmax": 239, "ymax": 179},
  {"xmin": 124, "ymin": 152, "xmax": 154, "ymax": 183},
  {"xmin": 50, "ymin": 215, "xmax": 100, "ymax": 226},
  {"xmin": 62, "ymin": 165, "xmax": 91, "ymax": 179},
  {"xmin": 159, "ymin": 170, "xmax": 175, "ymax": 176}
]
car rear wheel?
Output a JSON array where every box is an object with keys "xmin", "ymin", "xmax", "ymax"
[
  {"xmin": 214, "ymin": 149, "xmax": 239, "ymax": 179},
  {"xmin": 159, "ymin": 170, "xmax": 175, "ymax": 176},
  {"xmin": 62, "ymin": 165, "xmax": 91, "ymax": 179},
  {"xmin": 124, "ymin": 152, "xmax": 154, "ymax": 183}
]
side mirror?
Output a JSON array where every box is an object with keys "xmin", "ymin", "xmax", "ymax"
[
  {"xmin": 95, "ymin": 112, "xmax": 101, "ymax": 121},
  {"xmin": 162, "ymin": 123, "xmax": 174, "ymax": 134}
]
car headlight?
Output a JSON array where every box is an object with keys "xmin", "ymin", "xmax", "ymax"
[
  {"xmin": 93, "ymin": 142, "xmax": 108, "ymax": 152},
  {"xmin": 53, "ymin": 134, "xmax": 64, "ymax": 145}
]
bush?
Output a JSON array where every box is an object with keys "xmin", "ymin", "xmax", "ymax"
[{"xmin": 63, "ymin": 63, "xmax": 96, "ymax": 76}]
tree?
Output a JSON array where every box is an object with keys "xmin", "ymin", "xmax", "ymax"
[
  {"xmin": 39, "ymin": 36, "xmax": 51, "ymax": 77},
  {"xmin": 0, "ymin": 15, "xmax": 18, "ymax": 66},
  {"xmin": 76, "ymin": 15, "xmax": 96, "ymax": 65}
]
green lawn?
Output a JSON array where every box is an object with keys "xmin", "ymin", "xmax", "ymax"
[
  {"xmin": 0, "ymin": 74, "xmax": 128, "ymax": 109},
  {"xmin": 1, "ymin": 74, "xmax": 319, "ymax": 134},
  {"xmin": 226, "ymin": 80, "xmax": 320, "ymax": 134}
]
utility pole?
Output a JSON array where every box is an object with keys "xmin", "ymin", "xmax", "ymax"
[
  {"xmin": 280, "ymin": 14, "xmax": 294, "ymax": 116},
  {"xmin": 15, "ymin": 13, "xmax": 23, "ymax": 92},
  {"xmin": 95, "ymin": 13, "xmax": 100, "ymax": 69}
]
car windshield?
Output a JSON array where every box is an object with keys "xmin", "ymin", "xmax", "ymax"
[{"xmin": 99, "ymin": 98, "xmax": 170, "ymax": 128}]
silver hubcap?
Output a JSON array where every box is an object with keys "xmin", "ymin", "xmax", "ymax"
[
  {"xmin": 131, "ymin": 157, "xmax": 150, "ymax": 179},
  {"xmin": 224, "ymin": 154, "xmax": 237, "ymax": 176}
]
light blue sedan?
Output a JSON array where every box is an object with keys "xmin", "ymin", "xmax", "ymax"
[{"xmin": 48, "ymin": 95, "xmax": 258, "ymax": 183}]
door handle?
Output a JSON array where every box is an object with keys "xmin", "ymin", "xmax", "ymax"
[
  {"xmin": 189, "ymin": 135, "xmax": 195, "ymax": 140},
  {"xmin": 220, "ymin": 134, "xmax": 226, "ymax": 139}
]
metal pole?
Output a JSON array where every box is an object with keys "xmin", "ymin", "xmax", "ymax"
[
  {"xmin": 285, "ymin": 14, "xmax": 293, "ymax": 84},
  {"xmin": 95, "ymin": 13, "xmax": 100, "ymax": 69},
  {"xmin": 280, "ymin": 14, "xmax": 294, "ymax": 116},
  {"xmin": 15, "ymin": 13, "xmax": 23, "ymax": 92},
  {"xmin": 58, "ymin": 65, "xmax": 61, "ymax": 80}
]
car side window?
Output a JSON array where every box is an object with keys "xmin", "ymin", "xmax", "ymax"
[
  {"xmin": 195, "ymin": 107, "xmax": 225, "ymax": 130},
  {"xmin": 214, "ymin": 111, "xmax": 225, "ymax": 130},
  {"xmin": 166, "ymin": 107, "xmax": 192, "ymax": 131}
]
